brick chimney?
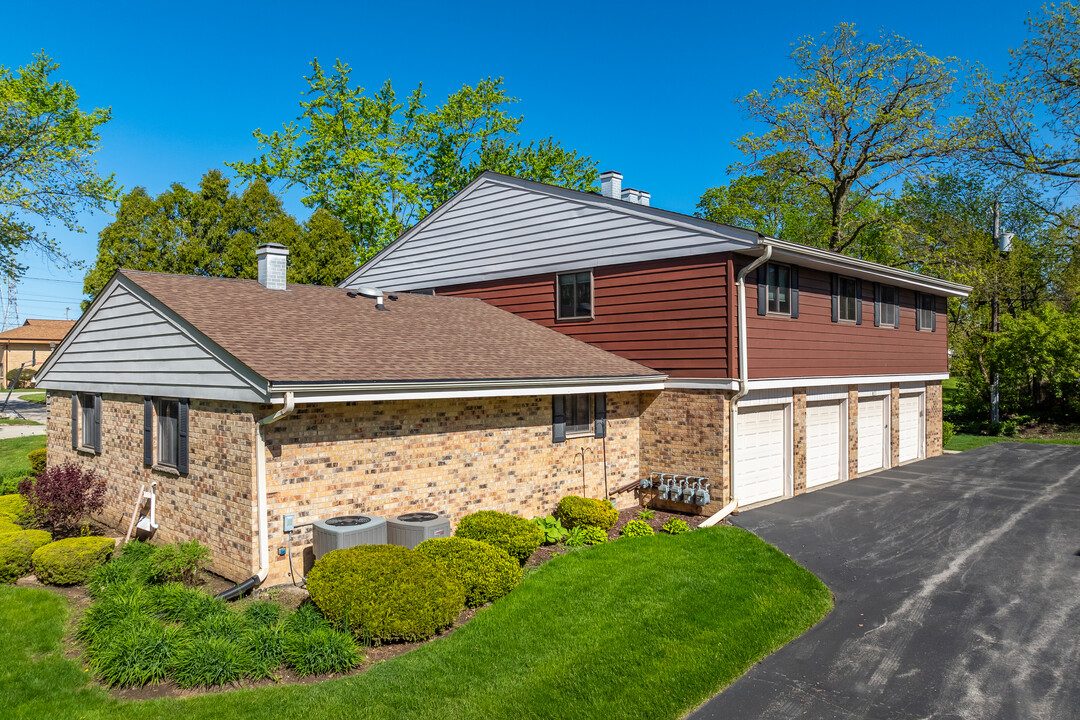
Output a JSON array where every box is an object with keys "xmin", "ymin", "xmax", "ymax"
[
  {"xmin": 600, "ymin": 170, "xmax": 622, "ymax": 199},
  {"xmin": 256, "ymin": 243, "xmax": 289, "ymax": 290}
]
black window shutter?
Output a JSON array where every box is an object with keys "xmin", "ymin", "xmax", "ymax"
[
  {"xmin": 915, "ymin": 292, "xmax": 923, "ymax": 330},
  {"xmin": 552, "ymin": 395, "xmax": 566, "ymax": 443},
  {"xmin": 931, "ymin": 296, "xmax": 938, "ymax": 332},
  {"xmin": 830, "ymin": 274, "xmax": 839, "ymax": 323},
  {"xmin": 143, "ymin": 397, "xmax": 153, "ymax": 466},
  {"xmin": 855, "ymin": 279, "xmax": 863, "ymax": 325},
  {"xmin": 594, "ymin": 393, "xmax": 607, "ymax": 438},
  {"xmin": 93, "ymin": 394, "xmax": 103, "ymax": 454},
  {"xmin": 757, "ymin": 266, "xmax": 768, "ymax": 316},
  {"xmin": 873, "ymin": 283, "xmax": 881, "ymax": 327},
  {"xmin": 71, "ymin": 393, "xmax": 79, "ymax": 450},
  {"xmin": 790, "ymin": 266, "xmax": 800, "ymax": 318},
  {"xmin": 893, "ymin": 290, "xmax": 901, "ymax": 329},
  {"xmin": 177, "ymin": 398, "xmax": 190, "ymax": 474}
]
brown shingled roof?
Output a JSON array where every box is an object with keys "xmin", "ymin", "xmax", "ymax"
[
  {"xmin": 0, "ymin": 319, "xmax": 76, "ymax": 343},
  {"xmin": 119, "ymin": 271, "xmax": 662, "ymax": 385}
]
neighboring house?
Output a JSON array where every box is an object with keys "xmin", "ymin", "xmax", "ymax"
[
  {"xmin": 36, "ymin": 245, "xmax": 665, "ymax": 586},
  {"xmin": 0, "ymin": 319, "xmax": 76, "ymax": 382},
  {"xmin": 343, "ymin": 171, "xmax": 971, "ymax": 509}
]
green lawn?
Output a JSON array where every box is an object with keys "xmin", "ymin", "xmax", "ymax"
[
  {"xmin": 946, "ymin": 433, "xmax": 1080, "ymax": 452},
  {"xmin": 0, "ymin": 435, "xmax": 44, "ymax": 480},
  {"xmin": 2, "ymin": 527, "xmax": 831, "ymax": 720},
  {"xmin": 16, "ymin": 393, "xmax": 45, "ymax": 405},
  {"xmin": 0, "ymin": 419, "xmax": 42, "ymax": 426}
]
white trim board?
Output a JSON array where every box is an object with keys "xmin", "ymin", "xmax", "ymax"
[
  {"xmin": 271, "ymin": 379, "xmax": 666, "ymax": 405},
  {"xmin": 745, "ymin": 373, "xmax": 948, "ymax": 391},
  {"xmin": 665, "ymin": 378, "xmax": 739, "ymax": 391}
]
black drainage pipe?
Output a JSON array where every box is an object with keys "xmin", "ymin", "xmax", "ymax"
[{"xmin": 214, "ymin": 574, "xmax": 260, "ymax": 601}]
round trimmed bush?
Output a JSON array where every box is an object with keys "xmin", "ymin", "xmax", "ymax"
[
  {"xmin": 0, "ymin": 528, "xmax": 51, "ymax": 583},
  {"xmin": 580, "ymin": 526, "xmax": 607, "ymax": 545},
  {"xmin": 557, "ymin": 496, "xmax": 618, "ymax": 531},
  {"xmin": 0, "ymin": 494, "xmax": 29, "ymax": 526},
  {"xmin": 416, "ymin": 537, "xmax": 522, "ymax": 607},
  {"xmin": 282, "ymin": 626, "xmax": 361, "ymax": 676},
  {"xmin": 0, "ymin": 518, "xmax": 21, "ymax": 536},
  {"xmin": 662, "ymin": 518, "xmax": 691, "ymax": 535},
  {"xmin": 28, "ymin": 448, "xmax": 46, "ymax": 476},
  {"xmin": 620, "ymin": 520, "xmax": 655, "ymax": 538},
  {"xmin": 306, "ymin": 544, "xmax": 465, "ymax": 643},
  {"xmin": 454, "ymin": 510, "xmax": 543, "ymax": 563},
  {"xmin": 32, "ymin": 536, "xmax": 115, "ymax": 585}
]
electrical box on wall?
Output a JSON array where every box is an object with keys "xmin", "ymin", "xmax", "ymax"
[{"xmin": 283, "ymin": 514, "xmax": 295, "ymax": 533}]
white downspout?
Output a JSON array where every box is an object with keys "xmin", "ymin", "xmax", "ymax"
[
  {"xmin": 730, "ymin": 243, "xmax": 773, "ymax": 506},
  {"xmin": 254, "ymin": 391, "xmax": 295, "ymax": 582}
]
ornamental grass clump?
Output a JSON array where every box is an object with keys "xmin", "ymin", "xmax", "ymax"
[
  {"xmin": 416, "ymin": 537, "xmax": 522, "ymax": 607},
  {"xmin": 282, "ymin": 626, "xmax": 361, "ymax": 676},
  {"xmin": 454, "ymin": 510, "xmax": 543, "ymax": 563},
  {"xmin": 620, "ymin": 520, "xmax": 655, "ymax": 538},
  {"xmin": 191, "ymin": 609, "xmax": 250, "ymax": 644},
  {"xmin": 0, "ymin": 528, "xmax": 51, "ymax": 583},
  {"xmin": 243, "ymin": 600, "xmax": 283, "ymax": 629},
  {"xmin": 242, "ymin": 623, "xmax": 289, "ymax": 679},
  {"xmin": 86, "ymin": 614, "xmax": 186, "ymax": 688},
  {"xmin": 170, "ymin": 636, "xmax": 251, "ymax": 688},
  {"xmin": 557, "ymin": 496, "xmax": 618, "ymax": 531},
  {"xmin": 150, "ymin": 539, "xmax": 211, "ymax": 586},
  {"xmin": 32, "ymin": 536, "xmax": 115, "ymax": 585},
  {"xmin": 306, "ymin": 544, "xmax": 465, "ymax": 643}
]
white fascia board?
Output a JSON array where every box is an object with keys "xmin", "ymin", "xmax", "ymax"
[
  {"xmin": 745, "ymin": 373, "xmax": 949, "ymax": 391},
  {"xmin": 665, "ymin": 378, "xmax": 740, "ymax": 391},
  {"xmin": 270, "ymin": 375, "xmax": 667, "ymax": 404},
  {"xmin": 757, "ymin": 240, "xmax": 972, "ymax": 298}
]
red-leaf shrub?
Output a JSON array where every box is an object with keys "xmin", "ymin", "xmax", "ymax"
[{"xmin": 18, "ymin": 463, "xmax": 106, "ymax": 534}]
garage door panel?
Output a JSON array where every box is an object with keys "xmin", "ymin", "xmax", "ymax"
[
  {"xmin": 858, "ymin": 397, "xmax": 887, "ymax": 473},
  {"xmin": 736, "ymin": 405, "xmax": 786, "ymax": 506},
  {"xmin": 807, "ymin": 401, "xmax": 843, "ymax": 487},
  {"xmin": 898, "ymin": 394, "xmax": 922, "ymax": 463}
]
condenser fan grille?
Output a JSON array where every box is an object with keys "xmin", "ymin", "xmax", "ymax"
[
  {"xmin": 398, "ymin": 512, "xmax": 440, "ymax": 523},
  {"xmin": 325, "ymin": 515, "xmax": 371, "ymax": 527}
]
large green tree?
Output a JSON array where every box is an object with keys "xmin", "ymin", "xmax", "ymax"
[
  {"xmin": 228, "ymin": 61, "xmax": 597, "ymax": 261},
  {"xmin": 82, "ymin": 170, "xmax": 353, "ymax": 306},
  {"xmin": 0, "ymin": 52, "xmax": 118, "ymax": 279},
  {"xmin": 734, "ymin": 24, "xmax": 966, "ymax": 254}
]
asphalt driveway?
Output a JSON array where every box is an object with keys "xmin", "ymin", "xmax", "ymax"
[{"xmin": 691, "ymin": 443, "xmax": 1080, "ymax": 720}]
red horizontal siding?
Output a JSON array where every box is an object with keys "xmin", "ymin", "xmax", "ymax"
[
  {"xmin": 742, "ymin": 256, "xmax": 948, "ymax": 378},
  {"xmin": 438, "ymin": 254, "xmax": 733, "ymax": 378}
]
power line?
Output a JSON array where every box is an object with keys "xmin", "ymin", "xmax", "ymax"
[{"xmin": 21, "ymin": 276, "xmax": 83, "ymax": 284}]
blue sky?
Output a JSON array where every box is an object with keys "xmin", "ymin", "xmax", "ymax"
[{"xmin": 4, "ymin": 0, "xmax": 1042, "ymax": 322}]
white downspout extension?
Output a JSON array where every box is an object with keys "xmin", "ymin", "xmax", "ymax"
[
  {"xmin": 730, "ymin": 243, "xmax": 773, "ymax": 507},
  {"xmin": 254, "ymin": 391, "xmax": 295, "ymax": 582}
]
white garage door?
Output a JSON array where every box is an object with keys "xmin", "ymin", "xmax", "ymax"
[
  {"xmin": 857, "ymin": 397, "xmax": 887, "ymax": 474},
  {"xmin": 806, "ymin": 401, "xmax": 843, "ymax": 487},
  {"xmin": 736, "ymin": 405, "xmax": 786, "ymax": 506},
  {"xmin": 898, "ymin": 394, "xmax": 923, "ymax": 463}
]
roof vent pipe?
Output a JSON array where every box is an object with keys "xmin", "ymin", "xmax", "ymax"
[
  {"xmin": 600, "ymin": 171, "xmax": 622, "ymax": 199},
  {"xmin": 256, "ymin": 243, "xmax": 289, "ymax": 291},
  {"xmin": 349, "ymin": 286, "xmax": 389, "ymax": 311}
]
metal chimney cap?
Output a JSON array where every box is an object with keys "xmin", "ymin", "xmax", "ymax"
[{"xmin": 354, "ymin": 286, "xmax": 383, "ymax": 299}]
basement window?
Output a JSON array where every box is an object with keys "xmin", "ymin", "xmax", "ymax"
[
  {"xmin": 557, "ymin": 271, "xmax": 593, "ymax": 320},
  {"xmin": 156, "ymin": 399, "xmax": 180, "ymax": 468}
]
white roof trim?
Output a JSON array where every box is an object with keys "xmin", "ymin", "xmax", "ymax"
[
  {"xmin": 665, "ymin": 378, "xmax": 740, "ymax": 391},
  {"xmin": 746, "ymin": 373, "xmax": 948, "ymax": 391}
]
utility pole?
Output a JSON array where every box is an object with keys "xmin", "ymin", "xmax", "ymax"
[{"xmin": 990, "ymin": 202, "xmax": 1001, "ymax": 425}]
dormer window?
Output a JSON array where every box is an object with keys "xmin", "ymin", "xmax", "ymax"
[{"xmin": 557, "ymin": 271, "xmax": 593, "ymax": 320}]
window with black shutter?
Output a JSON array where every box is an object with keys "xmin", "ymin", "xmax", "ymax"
[
  {"xmin": 78, "ymin": 392, "xmax": 101, "ymax": 453},
  {"xmin": 156, "ymin": 398, "xmax": 180, "ymax": 468}
]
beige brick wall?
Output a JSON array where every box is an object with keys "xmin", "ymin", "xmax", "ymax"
[
  {"xmin": 639, "ymin": 389, "xmax": 731, "ymax": 505},
  {"xmin": 890, "ymin": 384, "xmax": 901, "ymax": 467},
  {"xmin": 792, "ymin": 388, "xmax": 807, "ymax": 494},
  {"xmin": 46, "ymin": 392, "xmax": 258, "ymax": 582},
  {"xmin": 847, "ymin": 386, "xmax": 860, "ymax": 479},
  {"xmin": 261, "ymin": 393, "xmax": 641, "ymax": 586},
  {"xmin": 926, "ymin": 380, "xmax": 943, "ymax": 457}
]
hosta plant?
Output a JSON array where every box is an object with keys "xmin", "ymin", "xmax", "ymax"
[{"xmin": 532, "ymin": 515, "xmax": 568, "ymax": 545}]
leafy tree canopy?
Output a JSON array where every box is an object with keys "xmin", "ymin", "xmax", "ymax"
[
  {"xmin": 229, "ymin": 61, "xmax": 597, "ymax": 261},
  {"xmin": 0, "ymin": 52, "xmax": 118, "ymax": 280},
  {"xmin": 82, "ymin": 170, "xmax": 353, "ymax": 307}
]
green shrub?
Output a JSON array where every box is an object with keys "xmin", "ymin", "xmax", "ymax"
[
  {"xmin": 0, "ymin": 494, "xmax": 29, "ymax": 526},
  {"xmin": 150, "ymin": 539, "xmax": 211, "ymax": 585},
  {"xmin": 282, "ymin": 626, "xmax": 361, "ymax": 676},
  {"xmin": 0, "ymin": 517, "xmax": 21, "ymax": 536},
  {"xmin": 5, "ymin": 366, "xmax": 36, "ymax": 388},
  {"xmin": 454, "ymin": 510, "xmax": 543, "ymax": 563},
  {"xmin": 0, "ymin": 475, "xmax": 26, "ymax": 495},
  {"xmin": 87, "ymin": 541, "xmax": 158, "ymax": 598},
  {"xmin": 532, "ymin": 515, "xmax": 567, "ymax": 545},
  {"xmin": 557, "ymin": 496, "xmax": 618, "ymax": 531},
  {"xmin": 620, "ymin": 520, "xmax": 654, "ymax": 538},
  {"xmin": 662, "ymin": 518, "xmax": 691, "ymax": 535},
  {"xmin": 579, "ymin": 526, "xmax": 607, "ymax": 545},
  {"xmin": 563, "ymin": 526, "xmax": 586, "ymax": 548},
  {"xmin": 243, "ymin": 600, "xmax": 283, "ymax": 629},
  {"xmin": 416, "ymin": 537, "xmax": 522, "ymax": 607},
  {"xmin": 242, "ymin": 623, "xmax": 288, "ymax": 679},
  {"xmin": 28, "ymin": 448, "xmax": 46, "ymax": 476},
  {"xmin": 0, "ymin": 528, "xmax": 51, "ymax": 583},
  {"xmin": 942, "ymin": 420, "xmax": 956, "ymax": 448},
  {"xmin": 636, "ymin": 508, "xmax": 655, "ymax": 520},
  {"xmin": 32, "ymin": 536, "xmax": 115, "ymax": 585},
  {"xmin": 171, "ymin": 636, "xmax": 251, "ymax": 688},
  {"xmin": 306, "ymin": 544, "xmax": 465, "ymax": 643},
  {"xmin": 87, "ymin": 615, "xmax": 185, "ymax": 687}
]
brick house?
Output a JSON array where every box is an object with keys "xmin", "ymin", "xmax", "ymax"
[
  {"xmin": 343, "ymin": 171, "xmax": 971, "ymax": 509},
  {"xmin": 0, "ymin": 319, "xmax": 75, "ymax": 383},
  {"xmin": 35, "ymin": 246, "xmax": 665, "ymax": 586}
]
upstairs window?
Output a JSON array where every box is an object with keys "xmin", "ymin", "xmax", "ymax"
[
  {"xmin": 557, "ymin": 271, "xmax": 593, "ymax": 320},
  {"xmin": 156, "ymin": 398, "xmax": 180, "ymax": 468},
  {"xmin": 757, "ymin": 263, "xmax": 799, "ymax": 317},
  {"xmin": 916, "ymin": 293, "xmax": 937, "ymax": 332},
  {"xmin": 831, "ymin": 274, "xmax": 862, "ymax": 324},
  {"xmin": 876, "ymin": 284, "xmax": 899, "ymax": 328}
]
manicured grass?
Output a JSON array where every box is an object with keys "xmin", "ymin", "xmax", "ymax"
[
  {"xmin": 2, "ymin": 527, "xmax": 831, "ymax": 720},
  {"xmin": 0, "ymin": 435, "xmax": 45, "ymax": 479},
  {"xmin": 945, "ymin": 433, "xmax": 1080, "ymax": 452},
  {"xmin": 17, "ymin": 393, "xmax": 45, "ymax": 405},
  {"xmin": 0, "ymin": 418, "xmax": 42, "ymax": 426}
]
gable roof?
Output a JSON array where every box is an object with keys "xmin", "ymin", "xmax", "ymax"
[
  {"xmin": 0, "ymin": 319, "xmax": 76, "ymax": 343},
  {"xmin": 342, "ymin": 171, "xmax": 970, "ymax": 298},
  {"xmin": 116, "ymin": 271, "xmax": 661, "ymax": 388}
]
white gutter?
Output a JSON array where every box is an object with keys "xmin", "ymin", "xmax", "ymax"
[
  {"xmin": 253, "ymin": 391, "xmax": 295, "ymax": 582},
  {"xmin": 730, "ymin": 243, "xmax": 773, "ymax": 505}
]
